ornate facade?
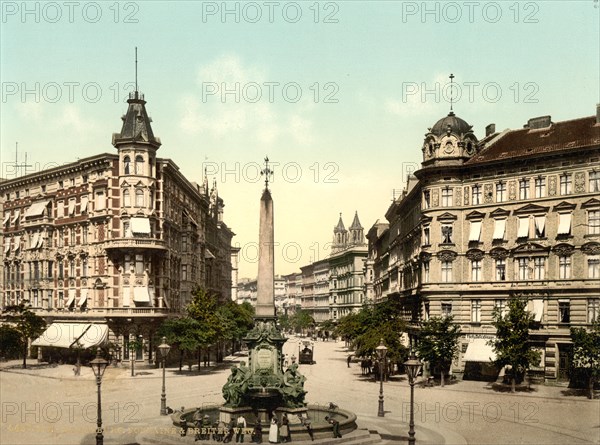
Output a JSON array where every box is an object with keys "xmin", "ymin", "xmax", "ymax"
[
  {"xmin": 367, "ymin": 106, "xmax": 600, "ymax": 384},
  {"xmin": 0, "ymin": 91, "xmax": 235, "ymax": 364}
]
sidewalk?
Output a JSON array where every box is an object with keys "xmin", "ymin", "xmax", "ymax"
[{"xmin": 0, "ymin": 352, "xmax": 246, "ymax": 382}]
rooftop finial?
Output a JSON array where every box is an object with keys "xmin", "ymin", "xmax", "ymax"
[
  {"xmin": 260, "ymin": 156, "xmax": 273, "ymax": 189},
  {"xmin": 449, "ymin": 73, "xmax": 455, "ymax": 115},
  {"xmin": 135, "ymin": 47, "xmax": 138, "ymax": 97}
]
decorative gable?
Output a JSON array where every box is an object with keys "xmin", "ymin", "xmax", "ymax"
[
  {"xmin": 466, "ymin": 210, "xmax": 486, "ymax": 220},
  {"xmin": 514, "ymin": 203, "xmax": 550, "ymax": 215},
  {"xmin": 553, "ymin": 201, "xmax": 577, "ymax": 212},
  {"xmin": 490, "ymin": 208, "xmax": 510, "ymax": 218}
]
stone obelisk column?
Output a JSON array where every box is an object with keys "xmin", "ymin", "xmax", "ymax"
[{"xmin": 256, "ymin": 182, "xmax": 275, "ymax": 318}]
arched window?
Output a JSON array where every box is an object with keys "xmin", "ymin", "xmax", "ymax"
[
  {"xmin": 123, "ymin": 156, "xmax": 131, "ymax": 175},
  {"xmin": 123, "ymin": 189, "xmax": 131, "ymax": 207},
  {"xmin": 135, "ymin": 155, "xmax": 144, "ymax": 175},
  {"xmin": 135, "ymin": 189, "xmax": 144, "ymax": 207}
]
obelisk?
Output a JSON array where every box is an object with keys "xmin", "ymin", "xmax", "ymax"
[{"xmin": 256, "ymin": 157, "xmax": 275, "ymax": 318}]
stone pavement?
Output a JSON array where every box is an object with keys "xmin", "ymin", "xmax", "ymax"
[{"xmin": 1, "ymin": 337, "xmax": 599, "ymax": 445}]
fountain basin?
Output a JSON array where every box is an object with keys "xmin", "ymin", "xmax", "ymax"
[{"xmin": 168, "ymin": 403, "xmax": 357, "ymax": 442}]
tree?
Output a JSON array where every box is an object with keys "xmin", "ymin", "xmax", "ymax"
[
  {"xmin": 333, "ymin": 298, "xmax": 408, "ymax": 372},
  {"xmin": 290, "ymin": 310, "xmax": 315, "ymax": 334},
  {"xmin": 158, "ymin": 317, "xmax": 203, "ymax": 372},
  {"xmin": 2, "ymin": 303, "xmax": 46, "ymax": 369},
  {"xmin": 416, "ymin": 316, "xmax": 461, "ymax": 387},
  {"xmin": 571, "ymin": 321, "xmax": 600, "ymax": 399},
  {"xmin": 489, "ymin": 295, "xmax": 541, "ymax": 392},
  {"xmin": 0, "ymin": 325, "xmax": 24, "ymax": 359}
]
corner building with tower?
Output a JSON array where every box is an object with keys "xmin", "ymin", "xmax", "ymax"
[
  {"xmin": 0, "ymin": 91, "xmax": 235, "ymax": 365},
  {"xmin": 366, "ymin": 106, "xmax": 600, "ymax": 384}
]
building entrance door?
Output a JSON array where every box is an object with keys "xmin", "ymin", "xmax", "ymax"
[{"xmin": 557, "ymin": 344, "xmax": 572, "ymax": 381}]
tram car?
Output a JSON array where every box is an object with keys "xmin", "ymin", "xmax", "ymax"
[{"xmin": 298, "ymin": 340, "xmax": 314, "ymax": 365}]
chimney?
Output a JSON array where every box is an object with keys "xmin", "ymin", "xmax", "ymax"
[
  {"xmin": 526, "ymin": 115, "xmax": 552, "ymax": 129},
  {"xmin": 485, "ymin": 123, "xmax": 496, "ymax": 136},
  {"xmin": 596, "ymin": 104, "xmax": 600, "ymax": 124}
]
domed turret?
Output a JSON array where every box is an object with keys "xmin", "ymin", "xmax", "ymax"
[
  {"xmin": 430, "ymin": 111, "xmax": 472, "ymax": 137},
  {"xmin": 421, "ymin": 111, "xmax": 478, "ymax": 167}
]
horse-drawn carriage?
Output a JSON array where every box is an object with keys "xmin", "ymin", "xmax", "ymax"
[{"xmin": 298, "ymin": 340, "xmax": 314, "ymax": 365}]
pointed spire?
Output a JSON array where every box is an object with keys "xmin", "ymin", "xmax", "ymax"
[
  {"xmin": 334, "ymin": 213, "xmax": 346, "ymax": 232},
  {"xmin": 349, "ymin": 211, "xmax": 363, "ymax": 230},
  {"xmin": 112, "ymin": 48, "xmax": 161, "ymax": 150},
  {"xmin": 203, "ymin": 166, "xmax": 209, "ymax": 195}
]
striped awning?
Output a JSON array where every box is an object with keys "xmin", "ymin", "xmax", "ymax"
[{"xmin": 32, "ymin": 323, "xmax": 108, "ymax": 349}]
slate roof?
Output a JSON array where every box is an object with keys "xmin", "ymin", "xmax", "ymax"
[
  {"xmin": 112, "ymin": 92, "xmax": 161, "ymax": 149},
  {"xmin": 467, "ymin": 116, "xmax": 599, "ymax": 165}
]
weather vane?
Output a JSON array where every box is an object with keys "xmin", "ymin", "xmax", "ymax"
[
  {"xmin": 449, "ymin": 73, "xmax": 455, "ymax": 115},
  {"xmin": 260, "ymin": 156, "xmax": 273, "ymax": 189}
]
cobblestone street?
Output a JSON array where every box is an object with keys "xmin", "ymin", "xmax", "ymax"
[{"xmin": 1, "ymin": 336, "xmax": 598, "ymax": 445}]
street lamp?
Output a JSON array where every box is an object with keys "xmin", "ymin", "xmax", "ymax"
[
  {"xmin": 404, "ymin": 351, "xmax": 423, "ymax": 445},
  {"xmin": 90, "ymin": 350, "xmax": 109, "ymax": 445},
  {"xmin": 157, "ymin": 336, "xmax": 171, "ymax": 415},
  {"xmin": 375, "ymin": 338, "xmax": 388, "ymax": 417}
]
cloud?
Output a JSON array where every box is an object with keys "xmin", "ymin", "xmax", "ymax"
[
  {"xmin": 179, "ymin": 54, "xmax": 314, "ymax": 147},
  {"xmin": 55, "ymin": 105, "xmax": 97, "ymax": 134}
]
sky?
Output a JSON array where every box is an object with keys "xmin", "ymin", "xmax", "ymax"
[{"xmin": 1, "ymin": 0, "xmax": 598, "ymax": 279}]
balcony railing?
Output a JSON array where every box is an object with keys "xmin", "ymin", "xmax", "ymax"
[
  {"xmin": 36, "ymin": 307, "xmax": 171, "ymax": 317},
  {"xmin": 104, "ymin": 237, "xmax": 167, "ymax": 251}
]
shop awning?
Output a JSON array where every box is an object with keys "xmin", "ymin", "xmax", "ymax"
[
  {"xmin": 133, "ymin": 287, "xmax": 150, "ymax": 303},
  {"xmin": 4, "ymin": 240, "xmax": 10, "ymax": 253},
  {"xmin": 530, "ymin": 299, "xmax": 544, "ymax": 322},
  {"xmin": 558, "ymin": 213, "xmax": 572, "ymax": 235},
  {"xmin": 24, "ymin": 201, "xmax": 50, "ymax": 218},
  {"xmin": 80, "ymin": 196, "xmax": 89, "ymax": 213},
  {"xmin": 534, "ymin": 216, "xmax": 546, "ymax": 235},
  {"xmin": 11, "ymin": 210, "xmax": 20, "ymax": 224},
  {"xmin": 463, "ymin": 339, "xmax": 497, "ymax": 362},
  {"xmin": 131, "ymin": 217, "xmax": 151, "ymax": 234},
  {"xmin": 78, "ymin": 289, "xmax": 88, "ymax": 307},
  {"xmin": 517, "ymin": 217, "xmax": 529, "ymax": 238},
  {"xmin": 493, "ymin": 219, "xmax": 506, "ymax": 240},
  {"xmin": 12, "ymin": 236, "xmax": 20, "ymax": 252},
  {"xmin": 68, "ymin": 200, "xmax": 76, "ymax": 216},
  {"xmin": 469, "ymin": 221, "xmax": 482, "ymax": 242},
  {"xmin": 37, "ymin": 234, "xmax": 44, "ymax": 249},
  {"xmin": 29, "ymin": 233, "xmax": 40, "ymax": 250},
  {"xmin": 205, "ymin": 248, "xmax": 216, "ymax": 259},
  {"xmin": 32, "ymin": 323, "xmax": 108, "ymax": 349},
  {"xmin": 66, "ymin": 289, "xmax": 76, "ymax": 308},
  {"xmin": 3, "ymin": 213, "xmax": 10, "ymax": 225}
]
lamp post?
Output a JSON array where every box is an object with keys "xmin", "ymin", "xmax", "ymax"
[
  {"xmin": 157, "ymin": 336, "xmax": 171, "ymax": 415},
  {"xmin": 375, "ymin": 338, "xmax": 388, "ymax": 417},
  {"xmin": 90, "ymin": 350, "xmax": 109, "ymax": 445},
  {"xmin": 404, "ymin": 351, "xmax": 423, "ymax": 445}
]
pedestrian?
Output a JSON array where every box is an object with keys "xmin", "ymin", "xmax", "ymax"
[
  {"xmin": 268, "ymin": 417, "xmax": 279, "ymax": 443},
  {"xmin": 297, "ymin": 415, "xmax": 314, "ymax": 441},
  {"xmin": 224, "ymin": 419, "xmax": 235, "ymax": 443},
  {"xmin": 236, "ymin": 414, "xmax": 247, "ymax": 443},
  {"xmin": 325, "ymin": 416, "xmax": 342, "ymax": 438},
  {"xmin": 280, "ymin": 414, "xmax": 291, "ymax": 443},
  {"xmin": 251, "ymin": 422, "xmax": 262, "ymax": 443},
  {"xmin": 347, "ymin": 355, "xmax": 352, "ymax": 368}
]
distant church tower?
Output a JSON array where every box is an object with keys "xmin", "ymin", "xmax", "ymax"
[
  {"xmin": 332, "ymin": 213, "xmax": 348, "ymax": 253},
  {"xmin": 332, "ymin": 211, "xmax": 365, "ymax": 253},
  {"xmin": 349, "ymin": 211, "xmax": 365, "ymax": 245}
]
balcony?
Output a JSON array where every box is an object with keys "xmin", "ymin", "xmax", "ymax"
[
  {"xmin": 104, "ymin": 237, "xmax": 167, "ymax": 252},
  {"xmin": 36, "ymin": 307, "xmax": 171, "ymax": 318}
]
